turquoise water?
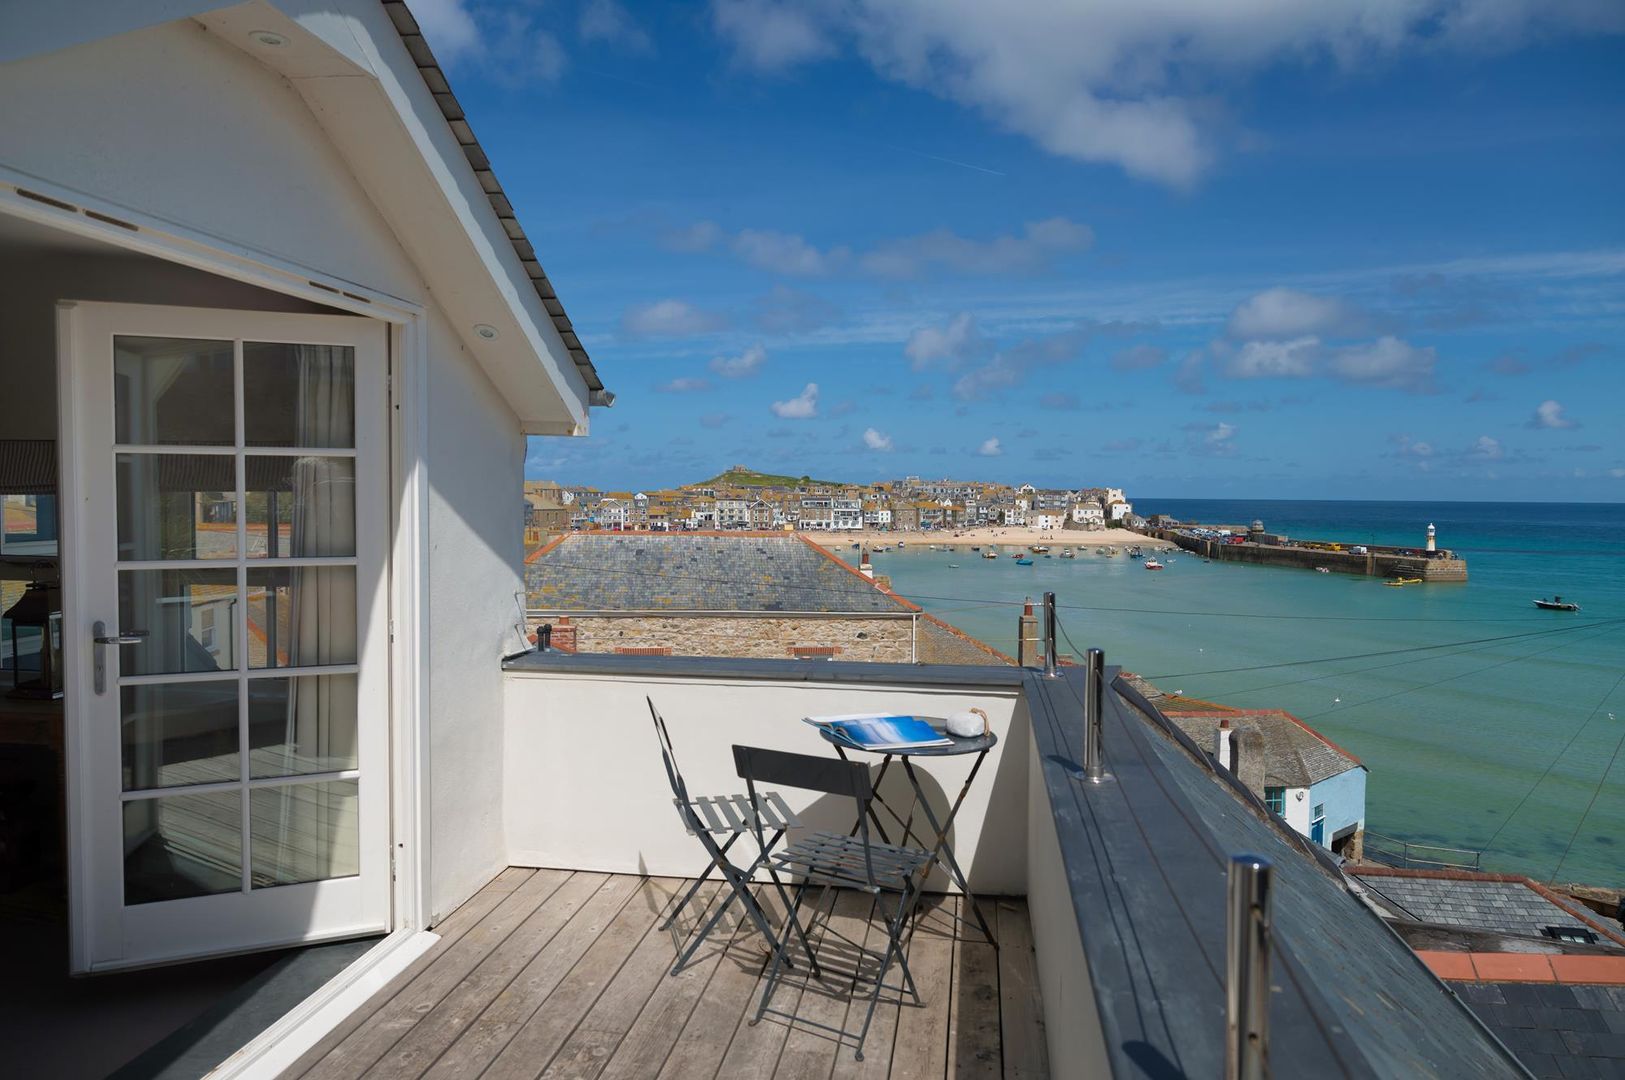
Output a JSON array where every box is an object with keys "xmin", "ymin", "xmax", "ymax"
[{"xmin": 841, "ymin": 501, "xmax": 1625, "ymax": 886}]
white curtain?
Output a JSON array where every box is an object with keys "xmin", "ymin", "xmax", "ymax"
[{"xmin": 267, "ymin": 345, "xmax": 358, "ymax": 884}]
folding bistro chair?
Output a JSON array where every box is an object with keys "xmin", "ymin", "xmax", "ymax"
[
  {"xmin": 647, "ymin": 698, "xmax": 817, "ymax": 975},
  {"xmin": 734, "ymin": 744, "xmax": 932, "ymax": 1062}
]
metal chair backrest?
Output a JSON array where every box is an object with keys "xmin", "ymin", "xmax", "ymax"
[
  {"xmin": 647, "ymin": 697, "xmax": 699, "ymax": 828},
  {"xmin": 733, "ymin": 744, "xmax": 880, "ymax": 888}
]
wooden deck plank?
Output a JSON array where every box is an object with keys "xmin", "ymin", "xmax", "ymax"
[
  {"xmin": 419, "ymin": 873, "xmax": 646, "ymax": 1080},
  {"xmin": 889, "ymin": 895, "xmax": 959, "ymax": 1080},
  {"xmin": 539, "ymin": 882, "xmax": 726, "ymax": 1080},
  {"xmin": 281, "ymin": 867, "xmax": 535, "ymax": 1079},
  {"xmin": 654, "ymin": 888, "xmax": 788, "ymax": 1080},
  {"xmin": 360, "ymin": 871, "xmax": 610, "ymax": 1078},
  {"xmin": 294, "ymin": 868, "xmax": 565, "ymax": 1080},
  {"xmin": 947, "ymin": 911, "xmax": 1001, "ymax": 1079},
  {"xmin": 995, "ymin": 900, "xmax": 1049, "ymax": 1080},
  {"xmin": 772, "ymin": 888, "xmax": 879, "ymax": 1078},
  {"xmin": 595, "ymin": 884, "xmax": 760, "ymax": 1080},
  {"xmin": 712, "ymin": 888, "xmax": 838, "ymax": 1079},
  {"xmin": 828, "ymin": 888, "xmax": 904, "ymax": 1080},
  {"xmin": 477, "ymin": 877, "xmax": 677, "ymax": 1080}
]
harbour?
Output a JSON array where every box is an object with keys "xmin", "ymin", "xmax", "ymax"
[
  {"xmin": 1146, "ymin": 518, "xmax": 1471, "ymax": 581},
  {"xmin": 839, "ymin": 498, "xmax": 1625, "ymax": 887}
]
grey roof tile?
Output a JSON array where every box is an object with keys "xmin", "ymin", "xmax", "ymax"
[{"xmin": 525, "ymin": 534, "xmax": 907, "ymax": 613}]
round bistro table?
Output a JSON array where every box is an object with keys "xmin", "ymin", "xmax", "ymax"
[{"xmin": 818, "ymin": 721, "xmax": 998, "ymax": 947}]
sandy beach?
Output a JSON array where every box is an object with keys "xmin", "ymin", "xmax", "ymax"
[{"xmin": 807, "ymin": 525, "xmax": 1148, "ymax": 549}]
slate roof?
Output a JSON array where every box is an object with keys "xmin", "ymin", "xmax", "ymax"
[
  {"xmin": 524, "ymin": 533, "xmax": 909, "ymax": 613},
  {"xmin": 1353, "ymin": 872, "xmax": 1624, "ymax": 950},
  {"xmin": 1165, "ymin": 709, "xmax": 1363, "ymax": 787},
  {"xmin": 1454, "ymin": 981, "xmax": 1625, "ymax": 1079}
]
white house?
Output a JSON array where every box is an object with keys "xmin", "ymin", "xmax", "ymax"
[
  {"xmin": 0, "ymin": 0, "xmax": 609, "ymax": 1068},
  {"xmin": 1031, "ymin": 510, "xmax": 1065, "ymax": 531},
  {"xmin": 1071, "ymin": 502, "xmax": 1105, "ymax": 529}
]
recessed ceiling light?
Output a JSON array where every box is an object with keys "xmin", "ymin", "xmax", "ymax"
[
  {"xmin": 473, "ymin": 324, "xmax": 499, "ymax": 340},
  {"xmin": 250, "ymin": 30, "xmax": 288, "ymax": 47}
]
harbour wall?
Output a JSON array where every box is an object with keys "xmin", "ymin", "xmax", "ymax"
[{"xmin": 1152, "ymin": 532, "xmax": 1469, "ymax": 582}]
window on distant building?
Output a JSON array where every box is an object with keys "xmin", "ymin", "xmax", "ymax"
[{"xmin": 1264, "ymin": 787, "xmax": 1285, "ymax": 816}]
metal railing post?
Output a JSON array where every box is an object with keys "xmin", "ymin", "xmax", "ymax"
[
  {"xmin": 1043, "ymin": 592, "xmax": 1058, "ymax": 677},
  {"xmin": 1226, "ymin": 855, "xmax": 1273, "ymax": 1080},
  {"xmin": 1082, "ymin": 647, "xmax": 1107, "ymax": 782}
]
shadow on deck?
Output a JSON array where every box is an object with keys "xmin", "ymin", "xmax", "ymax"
[{"xmin": 282, "ymin": 868, "xmax": 1047, "ymax": 1079}]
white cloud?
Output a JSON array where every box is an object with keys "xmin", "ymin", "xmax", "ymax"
[
  {"xmin": 1327, "ymin": 336, "xmax": 1436, "ymax": 391},
  {"xmin": 1528, "ymin": 399, "xmax": 1579, "ymax": 429},
  {"xmin": 711, "ymin": 0, "xmax": 832, "ymax": 69},
  {"xmin": 622, "ymin": 299, "xmax": 727, "ymax": 337},
  {"xmin": 661, "ymin": 221, "xmax": 722, "ymax": 252},
  {"xmin": 1227, "ymin": 288, "xmax": 1362, "ymax": 340},
  {"xmin": 1208, "ymin": 422, "xmax": 1236, "ymax": 446},
  {"xmin": 710, "ymin": 343, "xmax": 767, "ymax": 378},
  {"xmin": 905, "ymin": 313, "xmax": 990, "ymax": 370},
  {"xmin": 658, "ymin": 377, "xmax": 711, "ymax": 393},
  {"xmin": 579, "ymin": 0, "xmax": 653, "ymax": 52},
  {"xmin": 978, "ymin": 437, "xmax": 1002, "ymax": 457},
  {"xmin": 1224, "ymin": 337, "xmax": 1319, "ymax": 379},
  {"xmin": 1112, "ymin": 344, "xmax": 1167, "ymax": 371},
  {"xmin": 1610, "ymin": 467, "xmax": 1625, "ymax": 479},
  {"xmin": 771, "ymin": 382, "xmax": 820, "ymax": 418},
  {"xmin": 1471, "ymin": 435, "xmax": 1504, "ymax": 460},
  {"xmin": 411, "ymin": 0, "xmax": 481, "ymax": 59},
  {"xmin": 863, "ymin": 427, "xmax": 894, "ymax": 451},
  {"xmin": 708, "ymin": 2, "xmax": 1621, "ymax": 187},
  {"xmin": 860, "ymin": 217, "xmax": 1093, "ymax": 278},
  {"xmin": 731, "ymin": 229, "xmax": 845, "ymax": 276}
]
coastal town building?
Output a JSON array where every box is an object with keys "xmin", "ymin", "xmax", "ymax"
[{"xmin": 1130, "ymin": 679, "xmax": 1369, "ymax": 859}]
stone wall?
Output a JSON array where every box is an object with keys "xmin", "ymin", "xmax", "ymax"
[{"xmin": 533, "ymin": 613, "xmax": 917, "ymax": 662}]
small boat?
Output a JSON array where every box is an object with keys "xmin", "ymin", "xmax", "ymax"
[
  {"xmin": 1534, "ymin": 596, "xmax": 1580, "ymax": 611},
  {"xmin": 1128, "ymin": 546, "xmax": 1144, "ymax": 559},
  {"xmin": 970, "ymin": 545, "xmax": 981, "ymax": 552},
  {"xmin": 1014, "ymin": 557, "xmax": 1034, "ymax": 566},
  {"xmin": 948, "ymin": 563, "xmax": 960, "ymax": 569},
  {"xmin": 1059, "ymin": 549, "xmax": 1077, "ymax": 559},
  {"xmin": 1031, "ymin": 545, "xmax": 1050, "ymax": 554},
  {"xmin": 1144, "ymin": 559, "xmax": 1164, "ymax": 570},
  {"xmin": 983, "ymin": 550, "xmax": 998, "ymax": 559},
  {"xmin": 1384, "ymin": 577, "xmax": 1423, "ymax": 587},
  {"xmin": 1315, "ymin": 567, "xmax": 1330, "ymax": 574}
]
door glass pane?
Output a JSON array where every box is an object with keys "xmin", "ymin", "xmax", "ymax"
[
  {"xmin": 124, "ymin": 790, "xmax": 242, "ymax": 903},
  {"xmin": 246, "ymin": 567, "xmax": 356, "ymax": 669},
  {"xmin": 118, "ymin": 569, "xmax": 239, "ymax": 675},
  {"xmin": 243, "ymin": 343, "xmax": 355, "ymax": 448},
  {"xmin": 248, "ymin": 674, "xmax": 358, "ymax": 778},
  {"xmin": 245, "ymin": 456, "xmax": 355, "ymax": 558},
  {"xmin": 117, "ymin": 454, "xmax": 237, "ymax": 560},
  {"xmin": 250, "ymin": 780, "xmax": 359, "ymax": 887},
  {"xmin": 122, "ymin": 681, "xmax": 239, "ymax": 790},
  {"xmin": 114, "ymin": 337, "xmax": 235, "ymax": 446}
]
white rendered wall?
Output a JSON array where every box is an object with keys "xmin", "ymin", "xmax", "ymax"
[
  {"xmin": 423, "ymin": 306, "xmax": 529, "ymax": 921},
  {"xmin": 1282, "ymin": 785, "xmax": 1312, "ymax": 836},
  {"xmin": 503, "ymin": 671, "xmax": 1030, "ymax": 895},
  {"xmin": 0, "ymin": 20, "xmax": 423, "ymax": 301}
]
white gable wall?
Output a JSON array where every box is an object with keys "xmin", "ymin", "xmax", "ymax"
[
  {"xmin": 0, "ymin": 18, "xmax": 422, "ymax": 301},
  {"xmin": 1, "ymin": 20, "xmax": 536, "ymax": 922}
]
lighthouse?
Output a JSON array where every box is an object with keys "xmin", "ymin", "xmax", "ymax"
[{"xmin": 1426, "ymin": 523, "xmax": 1436, "ymax": 553}]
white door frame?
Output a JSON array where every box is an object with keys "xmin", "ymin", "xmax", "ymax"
[{"xmin": 17, "ymin": 192, "xmax": 435, "ymax": 968}]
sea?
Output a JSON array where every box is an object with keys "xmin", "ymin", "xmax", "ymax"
[{"xmin": 838, "ymin": 500, "xmax": 1625, "ymax": 887}]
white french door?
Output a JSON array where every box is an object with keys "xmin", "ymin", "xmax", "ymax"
[{"xmin": 60, "ymin": 302, "xmax": 391, "ymax": 973}]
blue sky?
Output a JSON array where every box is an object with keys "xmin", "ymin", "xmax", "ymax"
[{"xmin": 421, "ymin": 1, "xmax": 1623, "ymax": 500}]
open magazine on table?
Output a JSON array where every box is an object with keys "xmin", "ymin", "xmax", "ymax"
[{"xmin": 802, "ymin": 713, "xmax": 954, "ymax": 752}]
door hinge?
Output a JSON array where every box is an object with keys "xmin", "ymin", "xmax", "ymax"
[
  {"xmin": 390, "ymin": 847, "xmax": 398, "ymax": 882},
  {"xmin": 388, "ymin": 618, "xmax": 396, "ymax": 643}
]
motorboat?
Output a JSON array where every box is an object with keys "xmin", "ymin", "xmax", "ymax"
[
  {"xmin": 1059, "ymin": 549, "xmax": 1077, "ymax": 559},
  {"xmin": 1144, "ymin": 559, "xmax": 1164, "ymax": 570},
  {"xmin": 983, "ymin": 550, "xmax": 998, "ymax": 559},
  {"xmin": 1014, "ymin": 557, "xmax": 1034, "ymax": 566},
  {"xmin": 1315, "ymin": 567, "xmax": 1330, "ymax": 573},
  {"xmin": 1031, "ymin": 545, "xmax": 1050, "ymax": 554},
  {"xmin": 948, "ymin": 563, "xmax": 960, "ymax": 569},
  {"xmin": 1384, "ymin": 577, "xmax": 1423, "ymax": 587},
  {"xmin": 1534, "ymin": 596, "xmax": 1580, "ymax": 611},
  {"xmin": 1128, "ymin": 546, "xmax": 1144, "ymax": 559}
]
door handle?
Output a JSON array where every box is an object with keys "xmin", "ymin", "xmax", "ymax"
[{"xmin": 92, "ymin": 621, "xmax": 148, "ymax": 695}]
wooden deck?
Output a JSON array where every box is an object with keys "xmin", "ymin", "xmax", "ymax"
[{"xmin": 283, "ymin": 869, "xmax": 1048, "ymax": 1079}]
